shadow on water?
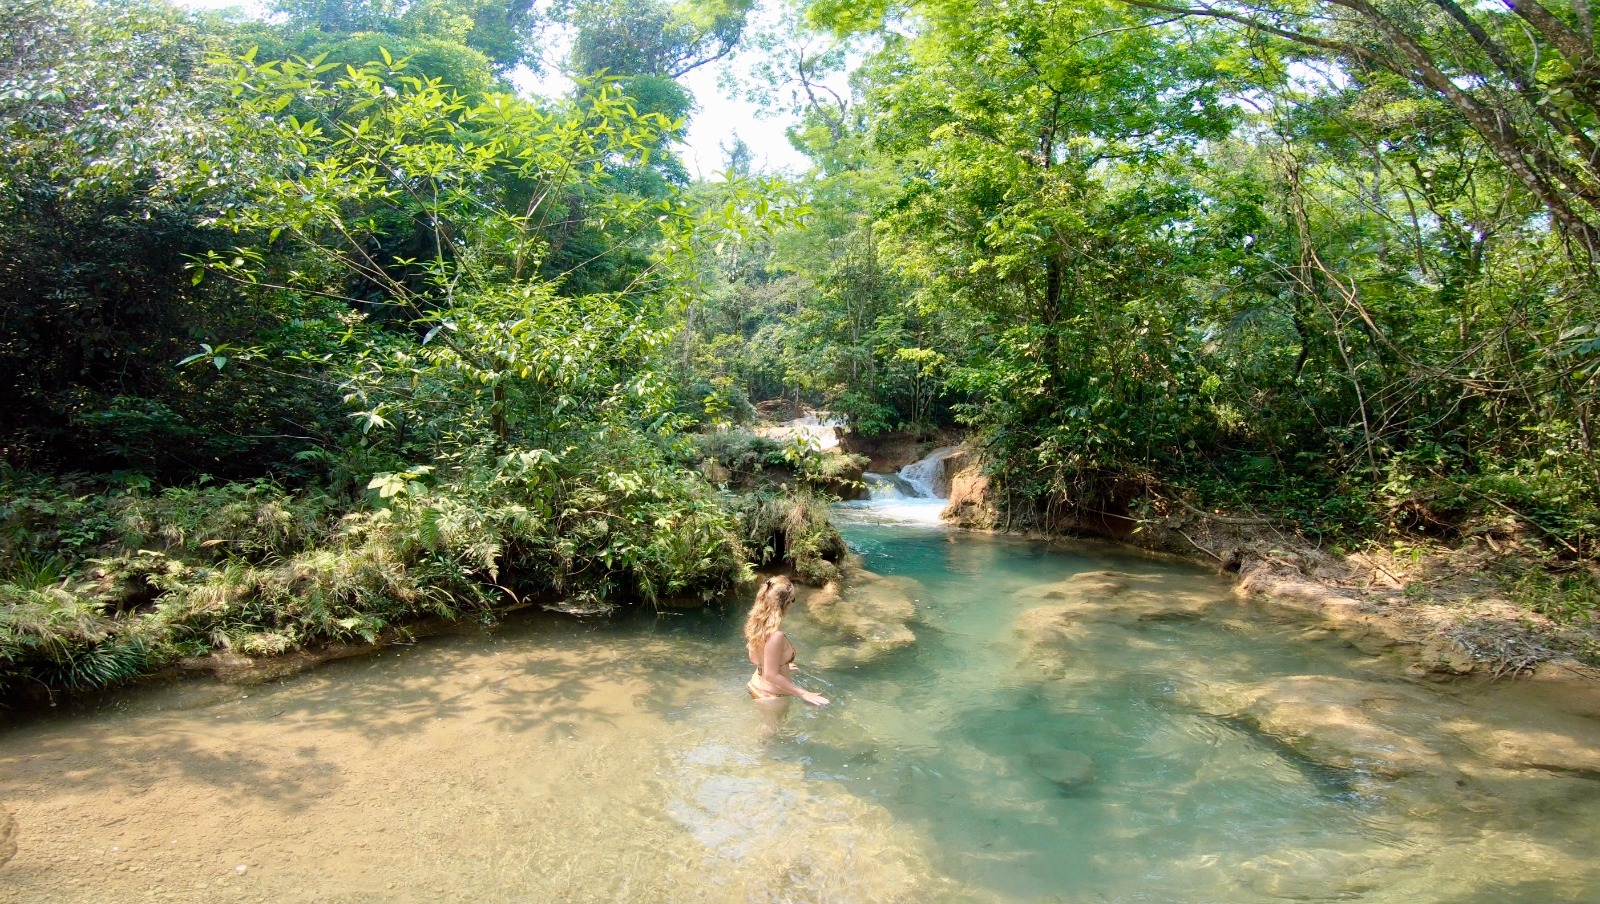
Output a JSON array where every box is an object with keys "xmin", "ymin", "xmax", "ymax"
[{"xmin": 0, "ymin": 604, "xmax": 744, "ymax": 815}]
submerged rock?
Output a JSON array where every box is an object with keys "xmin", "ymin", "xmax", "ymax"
[
  {"xmin": 662, "ymin": 749, "xmax": 947, "ymax": 902},
  {"xmin": 1011, "ymin": 604, "xmax": 1092, "ymax": 683},
  {"xmin": 1235, "ymin": 568, "xmax": 1416, "ymax": 657},
  {"xmin": 1013, "ymin": 569, "xmax": 1221, "ymax": 625},
  {"xmin": 1182, "ymin": 676, "xmax": 1449, "ymax": 779},
  {"xmin": 1011, "ymin": 602, "xmax": 1174, "ymax": 685},
  {"xmin": 802, "ymin": 567, "xmax": 920, "ymax": 668},
  {"xmin": 1447, "ymin": 716, "xmax": 1600, "ymax": 778},
  {"xmin": 1012, "ymin": 603, "xmax": 1092, "ymax": 649},
  {"xmin": 1028, "ymin": 749, "xmax": 1097, "ymax": 790},
  {"xmin": 840, "ymin": 699, "xmax": 942, "ymax": 752},
  {"xmin": 1231, "ymin": 844, "xmax": 1421, "ymax": 901}
]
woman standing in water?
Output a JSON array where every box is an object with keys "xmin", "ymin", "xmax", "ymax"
[{"xmin": 745, "ymin": 576, "xmax": 830, "ymax": 707}]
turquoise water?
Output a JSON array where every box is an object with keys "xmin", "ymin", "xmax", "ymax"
[
  {"xmin": 767, "ymin": 519, "xmax": 1405, "ymax": 903},
  {"xmin": 3, "ymin": 512, "xmax": 1597, "ymax": 903}
]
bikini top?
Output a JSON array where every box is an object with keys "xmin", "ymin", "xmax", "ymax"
[{"xmin": 752, "ymin": 635, "xmax": 796, "ymax": 673}]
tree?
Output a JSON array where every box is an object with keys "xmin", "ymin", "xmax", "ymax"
[
  {"xmin": 1114, "ymin": 0, "xmax": 1600, "ymax": 256},
  {"xmin": 198, "ymin": 52, "xmax": 690, "ymax": 446},
  {"xmin": 564, "ymin": 0, "xmax": 755, "ymax": 79},
  {"xmin": 272, "ymin": 0, "xmax": 544, "ymax": 71},
  {"xmin": 0, "ymin": 0, "xmax": 344, "ymax": 475}
]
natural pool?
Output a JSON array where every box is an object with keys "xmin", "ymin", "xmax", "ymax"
[{"xmin": 2, "ymin": 507, "xmax": 1598, "ymax": 903}]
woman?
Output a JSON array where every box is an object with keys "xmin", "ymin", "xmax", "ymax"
[{"xmin": 744, "ymin": 575, "xmax": 830, "ymax": 707}]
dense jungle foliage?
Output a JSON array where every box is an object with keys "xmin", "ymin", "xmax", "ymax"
[
  {"xmin": 5, "ymin": 0, "xmax": 1600, "ymax": 696},
  {"xmin": 689, "ymin": 0, "xmax": 1600, "ymax": 565},
  {"xmin": 0, "ymin": 0, "xmax": 843, "ymax": 698}
]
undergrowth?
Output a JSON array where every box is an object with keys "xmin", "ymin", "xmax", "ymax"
[
  {"xmin": 1496, "ymin": 557, "xmax": 1600, "ymax": 625},
  {"xmin": 0, "ymin": 446, "xmax": 843, "ymax": 701},
  {"xmin": 730, "ymin": 489, "xmax": 848, "ymax": 586},
  {"xmin": 681, "ymin": 429, "xmax": 869, "ymax": 495}
]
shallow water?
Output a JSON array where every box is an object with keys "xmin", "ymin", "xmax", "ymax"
[{"xmin": 2, "ymin": 514, "xmax": 1599, "ymax": 903}]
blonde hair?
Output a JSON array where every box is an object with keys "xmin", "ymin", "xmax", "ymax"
[{"xmin": 744, "ymin": 575, "xmax": 796, "ymax": 664}]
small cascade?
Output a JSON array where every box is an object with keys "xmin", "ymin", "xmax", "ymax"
[
  {"xmin": 897, "ymin": 446, "xmax": 960, "ymax": 499},
  {"xmin": 842, "ymin": 447, "xmax": 962, "ymax": 526},
  {"xmin": 863, "ymin": 472, "xmax": 920, "ymax": 500}
]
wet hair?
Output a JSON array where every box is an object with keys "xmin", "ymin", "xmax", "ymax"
[{"xmin": 744, "ymin": 575, "xmax": 797, "ymax": 664}]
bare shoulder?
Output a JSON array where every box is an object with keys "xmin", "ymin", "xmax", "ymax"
[{"xmin": 764, "ymin": 630, "xmax": 788, "ymax": 650}]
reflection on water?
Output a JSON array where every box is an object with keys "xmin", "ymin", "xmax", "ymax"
[{"xmin": 1, "ymin": 518, "xmax": 1599, "ymax": 903}]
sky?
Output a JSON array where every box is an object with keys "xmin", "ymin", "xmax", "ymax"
[{"xmin": 171, "ymin": 0, "xmax": 814, "ymax": 177}]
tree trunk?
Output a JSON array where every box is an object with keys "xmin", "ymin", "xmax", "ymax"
[
  {"xmin": 1043, "ymin": 253, "xmax": 1065, "ymax": 389},
  {"xmin": 1338, "ymin": 0, "xmax": 1600, "ymax": 253},
  {"xmin": 492, "ymin": 377, "xmax": 508, "ymax": 446}
]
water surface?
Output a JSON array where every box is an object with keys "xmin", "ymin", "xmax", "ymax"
[{"xmin": 2, "ymin": 513, "xmax": 1597, "ymax": 903}]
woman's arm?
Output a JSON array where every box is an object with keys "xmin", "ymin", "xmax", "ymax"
[{"xmin": 762, "ymin": 633, "xmax": 829, "ymax": 706}]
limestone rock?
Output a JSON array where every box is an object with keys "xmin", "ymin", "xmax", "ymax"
[
  {"xmin": 841, "ymin": 429, "xmax": 935, "ymax": 472},
  {"xmin": 697, "ymin": 459, "xmax": 730, "ymax": 486},
  {"xmin": 893, "ymin": 446, "xmax": 962, "ymax": 498},
  {"xmin": 1233, "ymin": 845, "xmax": 1419, "ymax": 901},
  {"xmin": 803, "ymin": 568, "xmax": 919, "ymax": 667},
  {"xmin": 1182, "ymin": 676, "xmax": 1447, "ymax": 778},
  {"xmin": 1013, "ymin": 570, "xmax": 1220, "ymax": 625},
  {"xmin": 1028, "ymin": 749, "xmax": 1097, "ymax": 789},
  {"xmin": 840, "ymin": 699, "xmax": 942, "ymax": 752},
  {"xmin": 943, "ymin": 462, "xmax": 997, "ymax": 529},
  {"xmin": 931, "ymin": 449, "xmax": 969, "ymax": 498},
  {"xmin": 1013, "ymin": 604, "xmax": 1091, "ymax": 648},
  {"xmin": 1452, "ymin": 722, "xmax": 1600, "ymax": 777},
  {"xmin": 1011, "ymin": 604, "xmax": 1095, "ymax": 682},
  {"xmin": 1408, "ymin": 638, "xmax": 1477, "ymax": 677},
  {"xmin": 1234, "ymin": 568, "xmax": 1424, "ymax": 657}
]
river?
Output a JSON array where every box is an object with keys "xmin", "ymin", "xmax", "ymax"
[{"xmin": 1, "ymin": 496, "xmax": 1598, "ymax": 902}]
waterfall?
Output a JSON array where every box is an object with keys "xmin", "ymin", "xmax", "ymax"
[
  {"xmin": 840, "ymin": 447, "xmax": 962, "ymax": 526},
  {"xmin": 863, "ymin": 472, "xmax": 920, "ymax": 500},
  {"xmin": 896, "ymin": 447, "xmax": 960, "ymax": 499}
]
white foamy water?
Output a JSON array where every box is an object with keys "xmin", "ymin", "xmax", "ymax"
[
  {"xmin": 895, "ymin": 446, "xmax": 960, "ymax": 499},
  {"xmin": 840, "ymin": 468, "xmax": 951, "ymax": 526},
  {"xmin": 836, "ymin": 447, "xmax": 965, "ymax": 526}
]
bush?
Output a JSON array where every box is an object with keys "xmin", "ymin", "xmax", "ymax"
[
  {"xmin": 729, "ymin": 488, "xmax": 847, "ymax": 585},
  {"xmin": 682, "ymin": 429, "xmax": 868, "ymax": 499},
  {"xmin": 685, "ymin": 430, "xmax": 792, "ymax": 477},
  {"xmin": 0, "ymin": 438, "xmax": 761, "ymax": 699}
]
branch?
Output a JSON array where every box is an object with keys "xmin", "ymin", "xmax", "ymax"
[
  {"xmin": 1115, "ymin": 0, "xmax": 1385, "ymax": 63},
  {"xmin": 1174, "ymin": 497, "xmax": 1275, "ymax": 525}
]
